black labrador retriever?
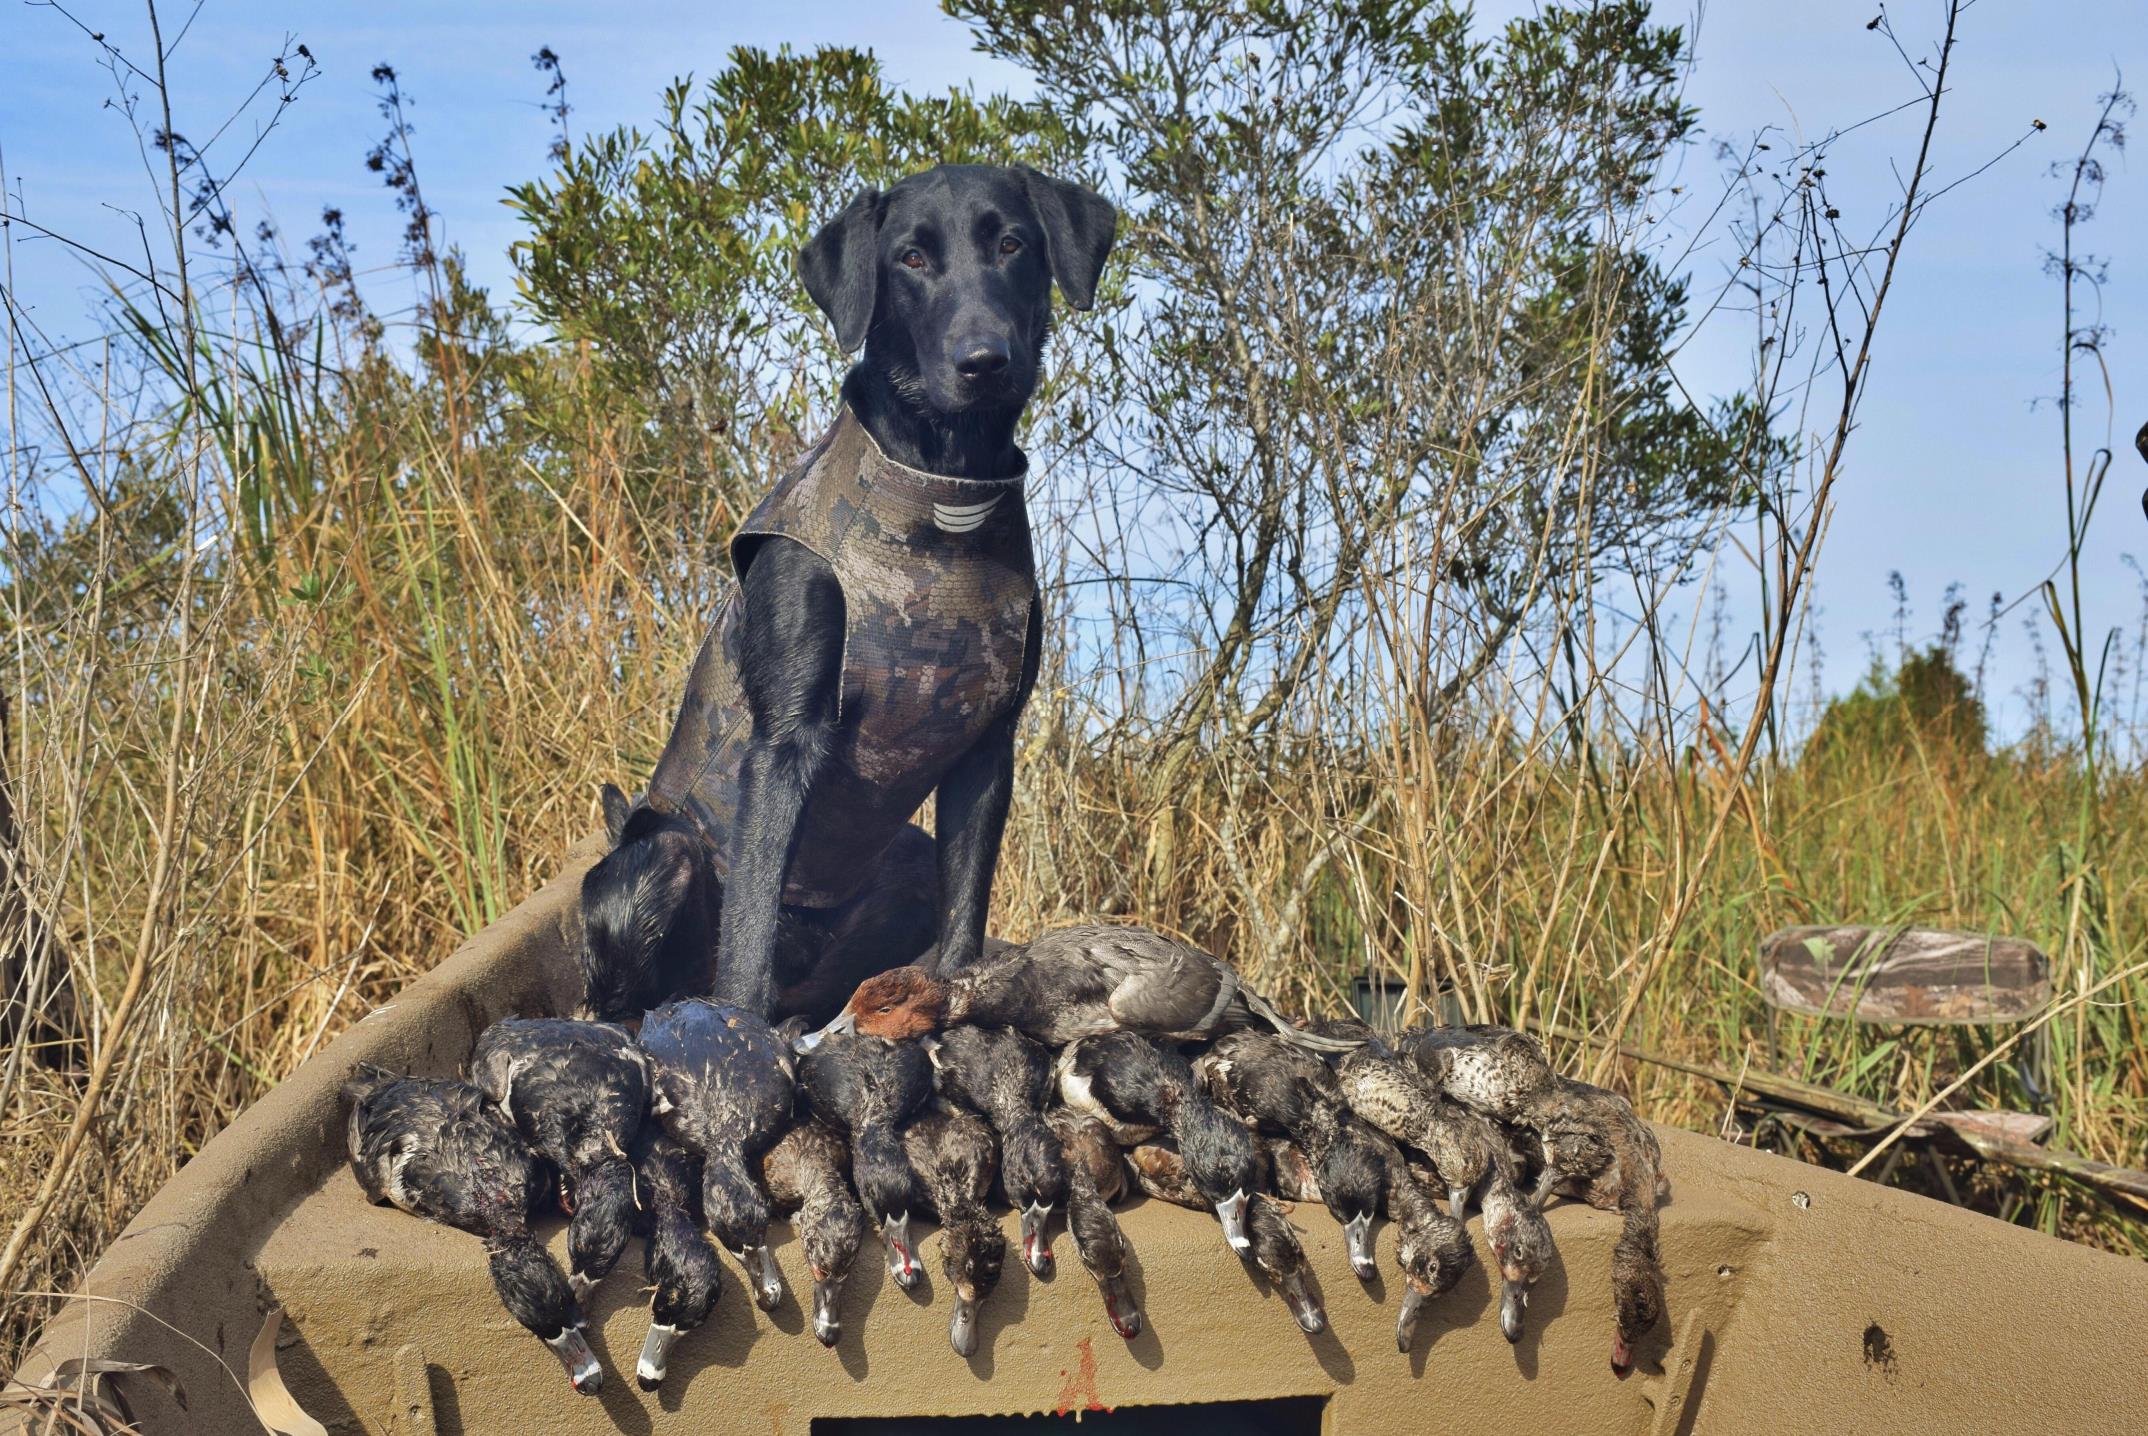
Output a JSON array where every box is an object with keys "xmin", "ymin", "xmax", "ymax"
[{"xmin": 579, "ymin": 164, "xmax": 1116, "ymax": 1023}]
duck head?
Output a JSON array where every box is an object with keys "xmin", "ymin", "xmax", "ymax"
[
  {"xmin": 849, "ymin": 1125, "xmax": 925, "ymax": 1289},
  {"xmin": 702, "ymin": 1160, "xmax": 783, "ymax": 1312},
  {"xmin": 1610, "ymin": 1231, "xmax": 1667, "ymax": 1377},
  {"xmin": 1484, "ymin": 1186, "xmax": 1556, "ymax": 1344},
  {"xmin": 566, "ymin": 1159, "xmax": 638, "ymax": 1303},
  {"xmin": 795, "ymin": 966, "xmax": 949, "ymax": 1052},
  {"xmin": 1080, "ymin": 1218, "xmax": 1142, "ymax": 1340},
  {"xmin": 941, "ymin": 1217, "xmax": 1008, "ymax": 1357},
  {"xmin": 1319, "ymin": 1126, "xmax": 1386, "ymax": 1281},
  {"xmin": 1247, "ymin": 1197, "xmax": 1325, "ymax": 1335},
  {"xmin": 1393, "ymin": 1213, "xmax": 1473, "ymax": 1352},
  {"xmin": 487, "ymin": 1238, "xmax": 601, "ymax": 1395},
  {"xmin": 636, "ymin": 1211, "xmax": 721, "ymax": 1390},
  {"xmin": 1178, "ymin": 1103, "xmax": 1260, "ymax": 1257},
  {"xmin": 800, "ymin": 1190, "xmax": 869, "ymax": 1347},
  {"xmin": 1003, "ymin": 1122, "xmax": 1068, "ymax": 1278}
]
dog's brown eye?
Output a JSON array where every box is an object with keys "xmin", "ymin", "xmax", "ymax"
[
  {"xmin": 999, "ymin": 235, "xmax": 1021, "ymax": 255},
  {"xmin": 900, "ymin": 250, "xmax": 926, "ymax": 270},
  {"xmin": 878, "ymin": 1003, "xmax": 895, "ymax": 1014}
]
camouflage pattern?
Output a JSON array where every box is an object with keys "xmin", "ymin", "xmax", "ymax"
[{"xmin": 642, "ymin": 408, "xmax": 1035, "ymax": 908}]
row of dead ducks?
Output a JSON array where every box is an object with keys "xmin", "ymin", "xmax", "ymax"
[{"xmin": 342, "ymin": 926, "xmax": 1668, "ymax": 1398}]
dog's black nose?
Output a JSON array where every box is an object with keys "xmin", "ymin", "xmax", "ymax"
[{"xmin": 955, "ymin": 340, "xmax": 1009, "ymax": 378}]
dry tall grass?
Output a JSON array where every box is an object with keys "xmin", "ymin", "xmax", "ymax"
[{"xmin": 5, "ymin": 0, "xmax": 2143, "ymax": 1380}]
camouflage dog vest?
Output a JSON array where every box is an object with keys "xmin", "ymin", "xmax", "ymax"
[{"xmin": 642, "ymin": 408, "xmax": 1035, "ymax": 908}]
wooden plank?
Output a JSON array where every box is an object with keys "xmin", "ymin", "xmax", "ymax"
[
  {"xmin": 1927, "ymin": 1110, "xmax": 2054, "ymax": 1146},
  {"xmin": 1758, "ymin": 926, "xmax": 2051, "ymax": 1024}
]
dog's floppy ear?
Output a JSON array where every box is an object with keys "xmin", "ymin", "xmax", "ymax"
[
  {"xmin": 599, "ymin": 782, "xmax": 632, "ymax": 846},
  {"xmin": 799, "ymin": 187, "xmax": 884, "ymax": 353},
  {"xmin": 1015, "ymin": 166, "xmax": 1117, "ymax": 311}
]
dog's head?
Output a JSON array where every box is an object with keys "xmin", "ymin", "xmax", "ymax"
[{"xmin": 799, "ymin": 164, "xmax": 1116, "ymax": 419}]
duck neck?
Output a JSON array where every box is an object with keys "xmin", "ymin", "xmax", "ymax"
[
  {"xmin": 651, "ymin": 1205, "xmax": 699, "ymax": 1261},
  {"xmin": 852, "ymin": 1123, "xmax": 916, "ymax": 1222},
  {"xmin": 702, "ymin": 1153, "xmax": 769, "ymax": 1255}
]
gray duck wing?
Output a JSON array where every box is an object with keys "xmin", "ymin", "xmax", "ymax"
[{"xmin": 1079, "ymin": 928, "xmax": 1235, "ymax": 1036}]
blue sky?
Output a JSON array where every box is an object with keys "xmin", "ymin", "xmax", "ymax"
[{"xmin": 2, "ymin": 1, "xmax": 2144, "ymax": 738}]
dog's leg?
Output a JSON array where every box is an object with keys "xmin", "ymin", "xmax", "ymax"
[
  {"xmin": 715, "ymin": 540, "xmax": 844, "ymax": 1017},
  {"xmin": 929, "ymin": 602, "xmax": 1041, "ymax": 976},
  {"xmin": 930, "ymin": 719, "xmax": 1015, "ymax": 978}
]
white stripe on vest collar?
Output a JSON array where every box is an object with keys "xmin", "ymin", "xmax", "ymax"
[{"xmin": 933, "ymin": 495, "xmax": 1004, "ymax": 533}]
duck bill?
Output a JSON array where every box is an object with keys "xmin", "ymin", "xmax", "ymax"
[
  {"xmin": 1019, "ymin": 1202, "xmax": 1056, "ymax": 1278},
  {"xmin": 1395, "ymin": 1284, "xmax": 1429, "ymax": 1352},
  {"xmin": 1343, "ymin": 1211, "xmax": 1378, "ymax": 1281},
  {"xmin": 1500, "ymin": 1276, "xmax": 1529, "ymax": 1343},
  {"xmin": 1280, "ymin": 1270, "xmax": 1326, "ymax": 1335},
  {"xmin": 1611, "ymin": 1328, "xmax": 1633, "ymax": 1377},
  {"xmin": 947, "ymin": 1292, "xmax": 982, "ymax": 1357},
  {"xmin": 544, "ymin": 1326, "xmax": 603, "ymax": 1395},
  {"xmin": 883, "ymin": 1213, "xmax": 921, "ymax": 1290},
  {"xmin": 1100, "ymin": 1276, "xmax": 1143, "ymax": 1339},
  {"xmin": 811, "ymin": 1275, "xmax": 846, "ymax": 1347},
  {"xmin": 793, "ymin": 1010, "xmax": 855, "ymax": 1055},
  {"xmin": 635, "ymin": 1321, "xmax": 681, "ymax": 1391},
  {"xmin": 568, "ymin": 1270, "xmax": 598, "ymax": 1305},
  {"xmin": 740, "ymin": 1243, "xmax": 785, "ymax": 1312},
  {"xmin": 1213, "ymin": 1190, "xmax": 1252, "ymax": 1257}
]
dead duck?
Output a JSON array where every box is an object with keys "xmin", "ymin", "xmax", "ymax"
[
  {"xmin": 1126, "ymin": 1142, "xmax": 1324, "ymax": 1335},
  {"xmin": 628, "ymin": 1129, "xmax": 721, "ymax": 1389},
  {"xmin": 341, "ymin": 1066, "xmax": 601, "ymax": 1394},
  {"xmin": 1534, "ymin": 1077, "xmax": 1669, "ymax": 1375},
  {"xmin": 1403, "ymin": 1024, "xmax": 1558, "ymax": 1127},
  {"xmin": 927, "ymin": 1024, "xmax": 1068, "ymax": 1278},
  {"xmin": 761, "ymin": 1121, "xmax": 868, "ymax": 1348},
  {"xmin": 1193, "ymin": 1030, "xmax": 1385, "ymax": 1280},
  {"xmin": 1478, "ymin": 1151, "xmax": 1558, "ymax": 1345},
  {"xmin": 1406, "ymin": 1026, "xmax": 1670, "ymax": 1369},
  {"xmin": 1056, "ymin": 1031, "xmax": 1261, "ymax": 1257},
  {"xmin": 901, "ymin": 1107, "xmax": 1008, "ymax": 1356},
  {"xmin": 1370, "ymin": 1134, "xmax": 1474, "ymax": 1353},
  {"xmin": 1262, "ymin": 1136, "xmax": 1322, "ymax": 1205},
  {"xmin": 1245, "ymin": 1196, "xmax": 1326, "ymax": 1335},
  {"xmin": 1336, "ymin": 1043, "xmax": 1498, "ymax": 1217},
  {"xmin": 797, "ymin": 1029, "xmax": 933, "ymax": 1291},
  {"xmin": 798, "ymin": 924, "xmax": 1357, "ymax": 1053},
  {"xmin": 639, "ymin": 998, "xmax": 794, "ymax": 1312},
  {"xmin": 471, "ymin": 1016, "xmax": 652, "ymax": 1302},
  {"xmin": 1045, "ymin": 1109, "xmax": 1142, "ymax": 1339},
  {"xmin": 1610, "ymin": 1224, "xmax": 1667, "ymax": 1377},
  {"xmin": 1269, "ymin": 1131, "xmax": 1473, "ymax": 1350}
]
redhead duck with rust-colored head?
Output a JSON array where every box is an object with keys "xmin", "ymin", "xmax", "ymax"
[{"xmin": 797, "ymin": 924, "xmax": 1358, "ymax": 1054}]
